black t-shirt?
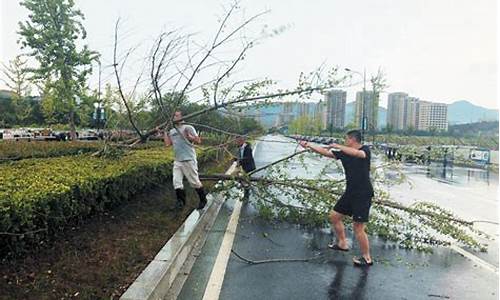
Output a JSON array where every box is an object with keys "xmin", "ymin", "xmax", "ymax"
[{"xmin": 332, "ymin": 145, "xmax": 374, "ymax": 196}]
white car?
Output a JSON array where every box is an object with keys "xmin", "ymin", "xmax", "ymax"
[{"xmin": 2, "ymin": 129, "xmax": 34, "ymax": 141}]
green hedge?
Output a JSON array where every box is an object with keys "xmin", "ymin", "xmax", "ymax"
[
  {"xmin": 0, "ymin": 147, "xmax": 215, "ymax": 253},
  {"xmin": 0, "ymin": 141, "xmax": 102, "ymax": 161},
  {"xmin": 372, "ymin": 134, "xmax": 498, "ymax": 150}
]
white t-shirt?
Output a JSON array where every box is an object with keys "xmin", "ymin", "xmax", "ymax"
[{"xmin": 169, "ymin": 124, "xmax": 198, "ymax": 161}]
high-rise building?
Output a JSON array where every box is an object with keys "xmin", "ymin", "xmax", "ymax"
[
  {"xmin": 314, "ymin": 100, "xmax": 327, "ymax": 130},
  {"xmin": 354, "ymin": 91, "xmax": 378, "ymax": 131},
  {"xmin": 285, "ymin": 101, "xmax": 296, "ymax": 123},
  {"xmin": 276, "ymin": 101, "xmax": 296, "ymax": 126},
  {"xmin": 417, "ymin": 101, "xmax": 448, "ymax": 131},
  {"xmin": 298, "ymin": 102, "xmax": 310, "ymax": 117},
  {"xmin": 297, "ymin": 102, "xmax": 317, "ymax": 119},
  {"xmin": 387, "ymin": 93, "xmax": 421, "ymax": 131},
  {"xmin": 253, "ymin": 109, "xmax": 262, "ymax": 124},
  {"xmin": 406, "ymin": 97, "xmax": 419, "ymax": 130},
  {"xmin": 324, "ymin": 90, "xmax": 346, "ymax": 130},
  {"xmin": 387, "ymin": 92, "xmax": 408, "ymax": 130}
]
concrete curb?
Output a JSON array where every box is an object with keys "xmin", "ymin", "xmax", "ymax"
[{"xmin": 120, "ymin": 164, "xmax": 236, "ymax": 300}]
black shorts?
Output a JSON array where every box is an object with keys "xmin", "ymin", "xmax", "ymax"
[{"xmin": 333, "ymin": 192, "xmax": 373, "ymax": 223}]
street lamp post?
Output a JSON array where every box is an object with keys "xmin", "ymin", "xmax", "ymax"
[
  {"xmin": 92, "ymin": 60, "xmax": 106, "ymax": 134},
  {"xmin": 70, "ymin": 95, "xmax": 82, "ymax": 140},
  {"xmin": 93, "ymin": 102, "xmax": 106, "ymax": 132},
  {"xmin": 345, "ymin": 68, "xmax": 367, "ymax": 138},
  {"xmin": 98, "ymin": 60, "xmax": 101, "ymax": 103}
]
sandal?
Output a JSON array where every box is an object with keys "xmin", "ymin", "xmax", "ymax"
[
  {"xmin": 328, "ymin": 243, "xmax": 349, "ymax": 252},
  {"xmin": 353, "ymin": 256, "xmax": 373, "ymax": 267}
]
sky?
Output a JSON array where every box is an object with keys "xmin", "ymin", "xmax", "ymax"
[{"xmin": 0, "ymin": 0, "xmax": 498, "ymax": 109}]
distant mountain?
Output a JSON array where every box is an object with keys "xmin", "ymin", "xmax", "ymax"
[
  {"xmin": 0, "ymin": 90, "xmax": 15, "ymax": 100},
  {"xmin": 448, "ymin": 100, "xmax": 498, "ymax": 124},
  {"xmin": 448, "ymin": 121, "xmax": 498, "ymax": 137}
]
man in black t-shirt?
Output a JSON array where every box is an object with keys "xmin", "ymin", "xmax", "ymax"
[{"xmin": 299, "ymin": 130, "xmax": 373, "ymax": 267}]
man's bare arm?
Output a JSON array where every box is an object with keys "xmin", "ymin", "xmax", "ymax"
[
  {"xmin": 330, "ymin": 143, "xmax": 366, "ymax": 158},
  {"xmin": 299, "ymin": 140, "xmax": 335, "ymax": 158},
  {"xmin": 163, "ymin": 132, "xmax": 172, "ymax": 147}
]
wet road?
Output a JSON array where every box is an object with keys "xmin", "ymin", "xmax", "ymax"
[
  {"xmin": 179, "ymin": 135, "xmax": 499, "ymax": 300},
  {"xmin": 388, "ymin": 161, "xmax": 498, "ymax": 267}
]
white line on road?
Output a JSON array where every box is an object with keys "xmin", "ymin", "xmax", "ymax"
[
  {"xmin": 450, "ymin": 244, "xmax": 498, "ymax": 273},
  {"xmin": 202, "ymin": 141, "xmax": 259, "ymax": 300},
  {"xmin": 202, "ymin": 198, "xmax": 242, "ymax": 300}
]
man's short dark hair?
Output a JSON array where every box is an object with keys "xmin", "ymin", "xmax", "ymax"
[{"xmin": 346, "ymin": 130, "xmax": 362, "ymax": 143}]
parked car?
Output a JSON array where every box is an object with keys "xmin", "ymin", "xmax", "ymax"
[
  {"xmin": 2, "ymin": 129, "xmax": 34, "ymax": 141},
  {"xmin": 78, "ymin": 130, "xmax": 99, "ymax": 141}
]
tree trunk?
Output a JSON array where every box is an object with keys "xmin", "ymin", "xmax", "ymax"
[{"xmin": 69, "ymin": 109, "xmax": 77, "ymax": 140}]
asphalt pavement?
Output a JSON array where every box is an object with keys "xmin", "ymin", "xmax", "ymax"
[{"xmin": 178, "ymin": 135, "xmax": 499, "ymax": 300}]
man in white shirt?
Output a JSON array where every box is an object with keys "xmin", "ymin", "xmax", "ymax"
[{"xmin": 161, "ymin": 111, "xmax": 207, "ymax": 210}]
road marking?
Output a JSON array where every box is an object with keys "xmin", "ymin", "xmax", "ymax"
[
  {"xmin": 450, "ymin": 244, "xmax": 498, "ymax": 273},
  {"xmin": 202, "ymin": 141, "xmax": 259, "ymax": 300},
  {"xmin": 202, "ymin": 198, "xmax": 242, "ymax": 300}
]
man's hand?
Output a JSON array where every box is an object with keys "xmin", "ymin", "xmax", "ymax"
[
  {"xmin": 299, "ymin": 140, "xmax": 309, "ymax": 149},
  {"xmin": 155, "ymin": 126, "xmax": 164, "ymax": 135},
  {"xmin": 184, "ymin": 130, "xmax": 195, "ymax": 142},
  {"xmin": 183, "ymin": 128, "xmax": 201, "ymax": 144},
  {"xmin": 183, "ymin": 128, "xmax": 193, "ymax": 140}
]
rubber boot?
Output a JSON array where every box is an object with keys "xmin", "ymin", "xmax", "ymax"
[
  {"xmin": 175, "ymin": 189, "xmax": 186, "ymax": 208},
  {"xmin": 243, "ymin": 186, "xmax": 250, "ymax": 201},
  {"xmin": 195, "ymin": 187, "xmax": 207, "ymax": 210}
]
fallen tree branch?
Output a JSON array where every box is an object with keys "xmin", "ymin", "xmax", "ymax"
[
  {"xmin": 198, "ymin": 173, "xmax": 341, "ymax": 192},
  {"xmin": 0, "ymin": 228, "xmax": 48, "ymax": 236},
  {"xmin": 128, "ymin": 84, "xmax": 340, "ymax": 145},
  {"xmin": 375, "ymin": 200, "xmax": 473, "ymax": 226},
  {"xmin": 185, "ymin": 121, "xmax": 243, "ymax": 137},
  {"xmin": 199, "ymin": 172, "xmax": 475, "ymax": 226},
  {"xmin": 248, "ymin": 149, "xmax": 309, "ymax": 175},
  {"xmin": 231, "ymin": 249, "xmax": 323, "ymax": 265},
  {"xmin": 427, "ymin": 294, "xmax": 450, "ymax": 299},
  {"xmin": 113, "ymin": 18, "xmax": 144, "ymax": 140},
  {"xmin": 469, "ymin": 220, "xmax": 499, "ymax": 225}
]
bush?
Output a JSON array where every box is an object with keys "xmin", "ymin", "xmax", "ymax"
[
  {"xmin": 0, "ymin": 141, "xmax": 102, "ymax": 161},
  {"xmin": 0, "ymin": 147, "xmax": 215, "ymax": 254}
]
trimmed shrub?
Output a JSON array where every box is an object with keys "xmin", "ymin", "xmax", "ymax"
[
  {"xmin": 0, "ymin": 147, "xmax": 214, "ymax": 253},
  {"xmin": 0, "ymin": 141, "xmax": 102, "ymax": 161}
]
